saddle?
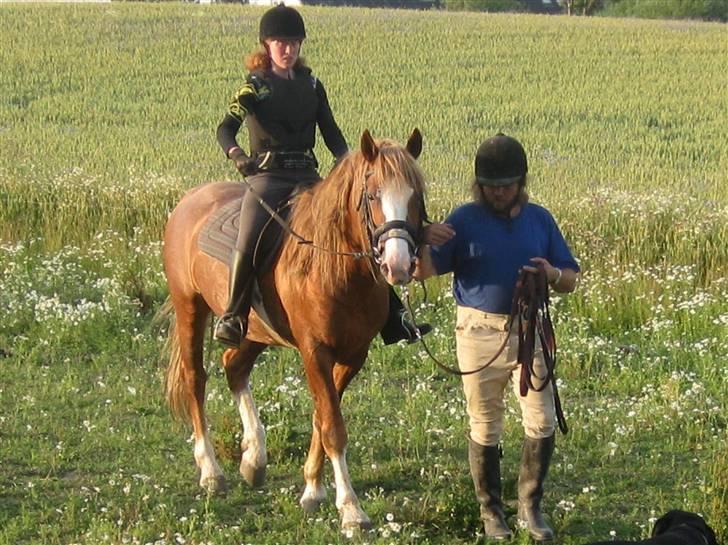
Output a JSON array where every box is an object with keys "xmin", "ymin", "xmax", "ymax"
[{"xmin": 197, "ymin": 187, "xmax": 295, "ymax": 342}]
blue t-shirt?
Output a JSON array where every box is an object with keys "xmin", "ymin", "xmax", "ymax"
[{"xmin": 430, "ymin": 202, "xmax": 580, "ymax": 314}]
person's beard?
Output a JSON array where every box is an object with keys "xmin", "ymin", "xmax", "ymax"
[{"xmin": 483, "ymin": 189, "xmax": 522, "ymax": 217}]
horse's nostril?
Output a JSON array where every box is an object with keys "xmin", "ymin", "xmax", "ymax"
[{"xmin": 380, "ymin": 263, "xmax": 390, "ymax": 277}]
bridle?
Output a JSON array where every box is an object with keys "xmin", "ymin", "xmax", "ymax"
[{"xmin": 357, "ymin": 170, "xmax": 425, "ymax": 268}]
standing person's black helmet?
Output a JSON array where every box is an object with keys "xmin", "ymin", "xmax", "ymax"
[
  {"xmin": 259, "ymin": 4, "xmax": 306, "ymax": 42},
  {"xmin": 475, "ymin": 133, "xmax": 528, "ymax": 186}
]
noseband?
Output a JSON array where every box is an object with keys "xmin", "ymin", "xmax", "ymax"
[{"xmin": 371, "ymin": 220, "xmax": 419, "ymax": 259}]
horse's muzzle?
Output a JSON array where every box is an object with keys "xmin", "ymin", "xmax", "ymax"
[
  {"xmin": 380, "ymin": 261, "xmax": 411, "ymax": 285},
  {"xmin": 371, "ymin": 220, "xmax": 419, "ymax": 285},
  {"xmin": 379, "ymin": 239, "xmax": 416, "ymax": 285}
]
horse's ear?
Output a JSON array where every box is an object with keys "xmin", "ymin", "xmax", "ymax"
[
  {"xmin": 361, "ymin": 129, "xmax": 379, "ymax": 163},
  {"xmin": 406, "ymin": 128, "xmax": 422, "ymax": 160}
]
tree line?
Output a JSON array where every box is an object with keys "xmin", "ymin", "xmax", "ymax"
[{"xmin": 299, "ymin": 0, "xmax": 727, "ymax": 21}]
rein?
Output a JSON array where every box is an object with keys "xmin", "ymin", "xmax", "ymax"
[
  {"xmin": 403, "ymin": 266, "xmax": 568, "ymax": 435},
  {"xmin": 240, "ymin": 175, "xmax": 375, "ymax": 261},
  {"xmin": 402, "ymin": 285, "xmax": 510, "ymax": 377},
  {"xmin": 241, "ymin": 171, "xmax": 424, "ymax": 267}
]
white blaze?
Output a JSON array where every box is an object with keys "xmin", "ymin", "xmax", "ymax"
[{"xmin": 379, "ymin": 184, "xmax": 414, "ymax": 285}]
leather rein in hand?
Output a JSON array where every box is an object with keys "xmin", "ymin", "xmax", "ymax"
[{"xmin": 404, "ymin": 265, "xmax": 568, "ymax": 435}]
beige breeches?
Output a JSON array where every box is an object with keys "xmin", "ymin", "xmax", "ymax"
[{"xmin": 456, "ymin": 305, "xmax": 556, "ymax": 446}]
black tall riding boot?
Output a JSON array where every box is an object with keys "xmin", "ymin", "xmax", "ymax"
[
  {"xmin": 213, "ymin": 249, "xmax": 253, "ymax": 348},
  {"xmin": 468, "ymin": 438, "xmax": 513, "ymax": 540},
  {"xmin": 380, "ymin": 287, "xmax": 432, "ymax": 345},
  {"xmin": 517, "ymin": 434, "xmax": 555, "ymax": 541}
]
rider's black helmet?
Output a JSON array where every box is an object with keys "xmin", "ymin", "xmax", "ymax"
[
  {"xmin": 259, "ymin": 4, "xmax": 306, "ymax": 42},
  {"xmin": 475, "ymin": 133, "xmax": 528, "ymax": 186}
]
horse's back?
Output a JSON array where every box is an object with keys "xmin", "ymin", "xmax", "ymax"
[
  {"xmin": 165, "ymin": 181, "xmax": 242, "ymax": 242},
  {"xmin": 163, "ymin": 182, "xmax": 243, "ymax": 298}
]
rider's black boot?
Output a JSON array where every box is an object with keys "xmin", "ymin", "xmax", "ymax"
[
  {"xmin": 380, "ymin": 287, "xmax": 432, "ymax": 345},
  {"xmin": 213, "ymin": 249, "xmax": 253, "ymax": 348}
]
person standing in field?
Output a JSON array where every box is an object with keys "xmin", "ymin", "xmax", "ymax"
[
  {"xmin": 214, "ymin": 3, "xmax": 430, "ymax": 348},
  {"xmin": 415, "ymin": 134, "xmax": 579, "ymax": 541}
]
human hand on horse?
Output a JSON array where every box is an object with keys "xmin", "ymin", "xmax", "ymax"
[
  {"xmin": 229, "ymin": 148, "xmax": 259, "ymax": 177},
  {"xmin": 423, "ymin": 223, "xmax": 456, "ymax": 246},
  {"xmin": 412, "ymin": 224, "xmax": 455, "ymax": 281}
]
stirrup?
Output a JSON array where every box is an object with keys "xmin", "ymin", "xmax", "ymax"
[
  {"xmin": 402, "ymin": 317, "xmax": 432, "ymax": 344},
  {"xmin": 213, "ymin": 313, "xmax": 247, "ymax": 348}
]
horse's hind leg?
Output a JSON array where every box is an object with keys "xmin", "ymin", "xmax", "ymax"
[
  {"xmin": 170, "ymin": 294, "xmax": 227, "ymax": 494},
  {"xmin": 222, "ymin": 340, "xmax": 268, "ymax": 488},
  {"xmin": 301, "ymin": 348, "xmax": 369, "ymax": 529}
]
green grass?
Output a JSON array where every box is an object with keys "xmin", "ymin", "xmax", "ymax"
[{"xmin": 0, "ymin": 4, "xmax": 726, "ymax": 545}]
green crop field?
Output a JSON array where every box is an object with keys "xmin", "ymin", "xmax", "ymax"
[{"xmin": 0, "ymin": 4, "xmax": 726, "ymax": 545}]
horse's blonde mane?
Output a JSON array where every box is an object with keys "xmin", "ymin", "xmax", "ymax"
[{"xmin": 283, "ymin": 139, "xmax": 426, "ymax": 293}]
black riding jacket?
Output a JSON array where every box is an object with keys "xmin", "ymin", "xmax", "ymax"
[{"xmin": 217, "ymin": 67, "xmax": 348, "ymax": 162}]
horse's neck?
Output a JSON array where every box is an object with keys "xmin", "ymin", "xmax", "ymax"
[
  {"xmin": 283, "ymin": 176, "xmax": 376, "ymax": 293},
  {"xmin": 301, "ymin": 174, "xmax": 365, "ymax": 248}
]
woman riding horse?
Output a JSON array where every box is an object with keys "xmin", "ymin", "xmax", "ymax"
[
  {"xmin": 163, "ymin": 129, "xmax": 430, "ymax": 529},
  {"xmin": 214, "ymin": 4, "xmax": 429, "ymax": 348}
]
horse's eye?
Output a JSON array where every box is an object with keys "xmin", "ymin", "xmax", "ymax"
[{"xmin": 367, "ymin": 188, "xmax": 381, "ymax": 201}]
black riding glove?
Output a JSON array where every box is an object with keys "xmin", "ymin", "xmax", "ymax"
[{"xmin": 229, "ymin": 148, "xmax": 258, "ymax": 177}]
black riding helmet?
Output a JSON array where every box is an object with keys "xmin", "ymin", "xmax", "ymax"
[
  {"xmin": 259, "ymin": 4, "xmax": 306, "ymax": 42},
  {"xmin": 475, "ymin": 133, "xmax": 528, "ymax": 186}
]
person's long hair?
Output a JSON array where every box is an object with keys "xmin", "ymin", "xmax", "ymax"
[
  {"xmin": 470, "ymin": 175, "xmax": 529, "ymax": 211},
  {"xmin": 244, "ymin": 46, "xmax": 308, "ymax": 72}
]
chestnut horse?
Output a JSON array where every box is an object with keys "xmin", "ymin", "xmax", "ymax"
[{"xmin": 162, "ymin": 129, "xmax": 426, "ymax": 529}]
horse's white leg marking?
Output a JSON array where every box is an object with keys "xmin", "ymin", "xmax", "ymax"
[
  {"xmin": 331, "ymin": 449, "xmax": 371, "ymax": 529},
  {"xmin": 234, "ymin": 385, "xmax": 267, "ymax": 486},
  {"xmin": 300, "ymin": 478, "xmax": 327, "ymax": 512},
  {"xmin": 300, "ymin": 415, "xmax": 327, "ymax": 512},
  {"xmin": 380, "ymin": 184, "xmax": 415, "ymax": 284},
  {"xmin": 194, "ymin": 433, "xmax": 225, "ymax": 491}
]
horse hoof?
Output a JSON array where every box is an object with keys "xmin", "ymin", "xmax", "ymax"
[
  {"xmin": 201, "ymin": 475, "xmax": 227, "ymax": 496},
  {"xmin": 240, "ymin": 463, "xmax": 266, "ymax": 488},
  {"xmin": 301, "ymin": 497, "xmax": 322, "ymax": 514},
  {"xmin": 341, "ymin": 519, "xmax": 373, "ymax": 531}
]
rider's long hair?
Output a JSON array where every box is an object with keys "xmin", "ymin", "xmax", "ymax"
[{"xmin": 244, "ymin": 46, "xmax": 308, "ymax": 73}]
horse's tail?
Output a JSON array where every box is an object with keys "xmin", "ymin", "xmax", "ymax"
[{"xmin": 156, "ymin": 297, "xmax": 191, "ymax": 423}]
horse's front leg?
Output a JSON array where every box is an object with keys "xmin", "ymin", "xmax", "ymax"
[
  {"xmin": 222, "ymin": 341, "xmax": 268, "ymax": 487},
  {"xmin": 300, "ymin": 413, "xmax": 327, "ymax": 513},
  {"xmin": 302, "ymin": 349, "xmax": 370, "ymax": 529},
  {"xmin": 300, "ymin": 360, "xmax": 365, "ymax": 514}
]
